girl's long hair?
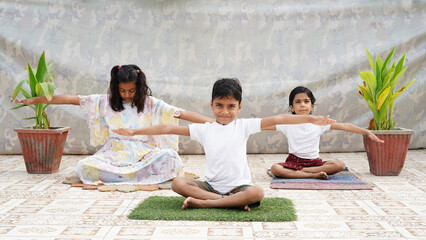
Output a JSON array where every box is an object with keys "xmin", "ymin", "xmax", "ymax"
[{"xmin": 109, "ymin": 64, "xmax": 152, "ymax": 113}]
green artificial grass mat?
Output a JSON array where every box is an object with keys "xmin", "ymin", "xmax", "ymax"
[{"xmin": 128, "ymin": 196, "xmax": 297, "ymax": 222}]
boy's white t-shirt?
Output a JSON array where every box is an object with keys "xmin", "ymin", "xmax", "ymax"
[
  {"xmin": 189, "ymin": 118, "xmax": 262, "ymax": 194},
  {"xmin": 276, "ymin": 123, "xmax": 331, "ymax": 159}
]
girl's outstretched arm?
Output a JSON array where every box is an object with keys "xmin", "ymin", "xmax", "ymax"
[
  {"xmin": 113, "ymin": 124, "xmax": 190, "ymax": 137},
  {"xmin": 177, "ymin": 110, "xmax": 215, "ymax": 123},
  {"xmin": 261, "ymin": 114, "xmax": 335, "ymax": 130},
  {"xmin": 262, "ymin": 126, "xmax": 277, "ymax": 131},
  {"xmin": 14, "ymin": 95, "xmax": 81, "ymax": 105},
  {"xmin": 331, "ymin": 123, "xmax": 384, "ymax": 143}
]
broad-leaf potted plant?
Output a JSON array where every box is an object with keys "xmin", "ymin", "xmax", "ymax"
[
  {"xmin": 357, "ymin": 46, "xmax": 416, "ymax": 175},
  {"xmin": 11, "ymin": 51, "xmax": 70, "ymax": 174}
]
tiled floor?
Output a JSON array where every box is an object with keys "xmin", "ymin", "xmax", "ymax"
[{"xmin": 0, "ymin": 150, "xmax": 424, "ymax": 239}]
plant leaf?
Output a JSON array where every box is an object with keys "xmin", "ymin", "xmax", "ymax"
[
  {"xmin": 380, "ymin": 96, "xmax": 390, "ymax": 123},
  {"xmin": 378, "ymin": 100, "xmax": 388, "ymax": 126},
  {"xmin": 381, "ymin": 68, "xmax": 394, "ymax": 89},
  {"xmin": 357, "ymin": 85, "xmax": 373, "ymax": 103},
  {"xmin": 375, "ymin": 61, "xmax": 382, "ymax": 91},
  {"xmin": 11, "ymin": 79, "xmax": 28, "ymax": 102},
  {"xmin": 20, "ymin": 88, "xmax": 32, "ymax": 99},
  {"xmin": 13, "ymin": 104, "xmax": 36, "ymax": 111},
  {"xmin": 10, "ymin": 104, "xmax": 30, "ymax": 110},
  {"xmin": 35, "ymin": 51, "xmax": 48, "ymax": 83},
  {"xmin": 28, "ymin": 63, "xmax": 37, "ymax": 97},
  {"xmin": 394, "ymin": 53, "xmax": 406, "ymax": 76},
  {"xmin": 390, "ymin": 66, "xmax": 407, "ymax": 89},
  {"xmin": 36, "ymin": 82, "xmax": 56, "ymax": 101},
  {"xmin": 23, "ymin": 117, "xmax": 37, "ymax": 120},
  {"xmin": 381, "ymin": 46, "xmax": 395, "ymax": 78},
  {"xmin": 42, "ymin": 104, "xmax": 50, "ymax": 111},
  {"xmin": 366, "ymin": 48, "xmax": 375, "ymax": 74},
  {"xmin": 42, "ymin": 111, "xmax": 50, "ymax": 129},
  {"xmin": 390, "ymin": 78, "xmax": 417, "ymax": 102},
  {"xmin": 367, "ymin": 99, "xmax": 380, "ymax": 129},
  {"xmin": 35, "ymin": 103, "xmax": 42, "ymax": 129},
  {"xmin": 375, "ymin": 52, "xmax": 383, "ymax": 72},
  {"xmin": 47, "ymin": 82, "xmax": 55, "ymax": 95},
  {"xmin": 46, "ymin": 62, "xmax": 54, "ymax": 83},
  {"xmin": 360, "ymin": 72, "xmax": 377, "ymax": 99},
  {"xmin": 377, "ymin": 87, "xmax": 390, "ymax": 111}
]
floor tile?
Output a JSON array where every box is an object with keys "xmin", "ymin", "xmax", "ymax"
[
  {"xmin": 0, "ymin": 150, "xmax": 424, "ymax": 239},
  {"xmin": 152, "ymin": 226, "xmax": 208, "ymax": 238}
]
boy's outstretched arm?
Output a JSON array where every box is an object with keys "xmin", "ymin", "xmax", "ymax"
[
  {"xmin": 331, "ymin": 123, "xmax": 384, "ymax": 143},
  {"xmin": 261, "ymin": 114, "xmax": 335, "ymax": 130},
  {"xmin": 112, "ymin": 124, "xmax": 190, "ymax": 137},
  {"xmin": 13, "ymin": 95, "xmax": 81, "ymax": 105},
  {"xmin": 177, "ymin": 110, "xmax": 215, "ymax": 123}
]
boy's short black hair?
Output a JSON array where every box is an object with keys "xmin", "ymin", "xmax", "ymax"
[{"xmin": 211, "ymin": 78, "xmax": 242, "ymax": 103}]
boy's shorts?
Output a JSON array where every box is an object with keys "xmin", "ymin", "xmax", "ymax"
[
  {"xmin": 278, "ymin": 153, "xmax": 326, "ymax": 170},
  {"xmin": 192, "ymin": 180, "xmax": 261, "ymax": 208}
]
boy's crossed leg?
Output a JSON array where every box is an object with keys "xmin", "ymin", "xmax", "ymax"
[{"xmin": 171, "ymin": 177, "xmax": 264, "ymax": 211}]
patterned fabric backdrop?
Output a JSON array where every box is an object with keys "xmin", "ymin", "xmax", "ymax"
[{"xmin": 1, "ymin": 1, "xmax": 425, "ymax": 154}]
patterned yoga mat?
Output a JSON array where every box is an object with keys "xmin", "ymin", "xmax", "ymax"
[{"xmin": 269, "ymin": 168, "xmax": 372, "ymax": 190}]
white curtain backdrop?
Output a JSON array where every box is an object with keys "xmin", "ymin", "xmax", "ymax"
[{"xmin": 1, "ymin": 0, "xmax": 425, "ymax": 154}]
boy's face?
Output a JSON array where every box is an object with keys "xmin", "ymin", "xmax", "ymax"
[
  {"xmin": 211, "ymin": 96, "xmax": 241, "ymax": 125},
  {"xmin": 290, "ymin": 92, "xmax": 313, "ymax": 115}
]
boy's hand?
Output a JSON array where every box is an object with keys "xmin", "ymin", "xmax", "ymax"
[
  {"xmin": 312, "ymin": 115, "xmax": 336, "ymax": 125},
  {"xmin": 112, "ymin": 128, "xmax": 135, "ymax": 136},
  {"xmin": 367, "ymin": 131, "xmax": 384, "ymax": 143}
]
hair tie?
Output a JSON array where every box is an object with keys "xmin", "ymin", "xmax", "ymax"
[
  {"xmin": 118, "ymin": 66, "xmax": 122, "ymax": 69},
  {"xmin": 136, "ymin": 70, "xmax": 140, "ymax": 73}
]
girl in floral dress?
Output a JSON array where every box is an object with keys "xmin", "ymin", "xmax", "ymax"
[{"xmin": 14, "ymin": 64, "xmax": 212, "ymax": 184}]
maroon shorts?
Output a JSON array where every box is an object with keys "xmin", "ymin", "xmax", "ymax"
[{"xmin": 277, "ymin": 154, "xmax": 326, "ymax": 170}]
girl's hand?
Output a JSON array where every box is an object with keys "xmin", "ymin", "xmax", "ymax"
[
  {"xmin": 367, "ymin": 131, "xmax": 384, "ymax": 143},
  {"xmin": 13, "ymin": 98, "xmax": 38, "ymax": 105},
  {"xmin": 112, "ymin": 128, "xmax": 135, "ymax": 136},
  {"xmin": 312, "ymin": 115, "xmax": 336, "ymax": 125}
]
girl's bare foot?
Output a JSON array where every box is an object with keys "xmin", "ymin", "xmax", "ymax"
[{"xmin": 313, "ymin": 172, "xmax": 328, "ymax": 180}]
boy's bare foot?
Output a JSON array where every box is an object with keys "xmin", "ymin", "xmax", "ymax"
[
  {"xmin": 313, "ymin": 172, "xmax": 328, "ymax": 180},
  {"xmin": 182, "ymin": 197, "xmax": 193, "ymax": 210},
  {"xmin": 182, "ymin": 197, "xmax": 206, "ymax": 209},
  {"xmin": 182, "ymin": 197, "xmax": 254, "ymax": 211}
]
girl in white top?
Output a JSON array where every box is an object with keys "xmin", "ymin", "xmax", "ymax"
[
  {"xmin": 267, "ymin": 86, "xmax": 384, "ymax": 180},
  {"xmin": 113, "ymin": 79, "xmax": 336, "ymax": 211}
]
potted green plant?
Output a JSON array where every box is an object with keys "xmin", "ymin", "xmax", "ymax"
[
  {"xmin": 11, "ymin": 51, "xmax": 70, "ymax": 174},
  {"xmin": 357, "ymin": 46, "xmax": 416, "ymax": 175}
]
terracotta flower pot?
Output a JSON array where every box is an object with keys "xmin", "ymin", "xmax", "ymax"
[
  {"xmin": 363, "ymin": 128, "xmax": 414, "ymax": 176},
  {"xmin": 14, "ymin": 127, "xmax": 71, "ymax": 174}
]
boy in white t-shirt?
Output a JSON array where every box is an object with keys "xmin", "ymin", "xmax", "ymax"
[{"xmin": 113, "ymin": 79, "xmax": 335, "ymax": 211}]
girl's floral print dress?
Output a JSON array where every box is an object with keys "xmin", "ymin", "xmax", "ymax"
[{"xmin": 75, "ymin": 94, "xmax": 184, "ymax": 185}]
